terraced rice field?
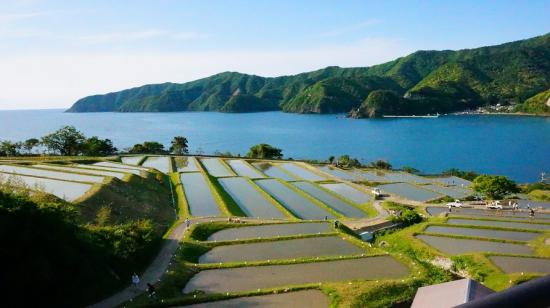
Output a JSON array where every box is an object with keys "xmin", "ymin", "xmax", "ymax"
[
  {"xmin": 378, "ymin": 182, "xmax": 443, "ymax": 202},
  {"xmin": 0, "ymin": 173, "xmax": 92, "ymax": 201},
  {"xmin": 489, "ymin": 256, "xmax": 550, "ymax": 274},
  {"xmin": 446, "ymin": 218, "xmax": 550, "ymax": 231},
  {"xmin": 0, "ymin": 164, "xmax": 104, "ymax": 183},
  {"xmin": 207, "ymin": 222, "xmax": 333, "ymax": 241},
  {"xmin": 382, "ymin": 172, "xmax": 432, "ymax": 184},
  {"xmin": 277, "ymin": 163, "xmax": 325, "ymax": 181},
  {"xmin": 183, "ymin": 256, "xmax": 409, "ymax": 293},
  {"xmin": 185, "ymin": 290, "xmax": 329, "ymax": 308},
  {"xmin": 317, "ymin": 166, "xmax": 362, "ymax": 181},
  {"xmin": 416, "ymin": 235, "xmax": 533, "ymax": 255},
  {"xmin": 292, "ymin": 182, "xmax": 367, "ymax": 218},
  {"xmin": 227, "ymin": 160, "xmax": 265, "ymax": 178},
  {"xmin": 33, "ymin": 164, "xmax": 127, "ymax": 179},
  {"xmin": 75, "ymin": 164, "xmax": 142, "ymax": 176},
  {"xmin": 422, "ymin": 184, "xmax": 472, "ymax": 199},
  {"xmin": 175, "ymin": 156, "xmax": 200, "ymax": 172},
  {"xmin": 121, "ymin": 156, "xmax": 144, "ymax": 165},
  {"xmin": 352, "ymin": 169, "xmax": 390, "ymax": 182},
  {"xmin": 218, "ymin": 177, "xmax": 285, "ymax": 219},
  {"xmin": 142, "ymin": 156, "xmax": 172, "ymax": 173},
  {"xmin": 198, "ymin": 236, "xmax": 364, "ymax": 263},
  {"xmin": 180, "ymin": 173, "xmax": 221, "ymax": 216},
  {"xmin": 426, "ymin": 207, "xmax": 550, "ymax": 220},
  {"xmin": 424, "ymin": 225, "xmax": 539, "ymax": 241},
  {"xmin": 320, "ymin": 183, "xmax": 371, "ymax": 204},
  {"xmin": 252, "ymin": 162, "xmax": 297, "ymax": 181},
  {"xmin": 94, "ymin": 161, "xmax": 149, "ymax": 171},
  {"xmin": 255, "ymin": 179, "xmax": 335, "ymax": 220},
  {"xmin": 515, "ymin": 199, "xmax": 550, "ymax": 210},
  {"xmin": 201, "ymin": 158, "xmax": 235, "ymax": 177},
  {"xmin": 429, "ymin": 176, "xmax": 472, "ymax": 187}
]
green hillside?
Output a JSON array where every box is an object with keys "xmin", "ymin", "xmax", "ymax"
[
  {"xmin": 515, "ymin": 88, "xmax": 550, "ymax": 114},
  {"xmin": 67, "ymin": 33, "xmax": 550, "ymax": 116}
]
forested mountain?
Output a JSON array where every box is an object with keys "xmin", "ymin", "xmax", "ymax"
[{"xmin": 68, "ymin": 33, "xmax": 550, "ymax": 116}]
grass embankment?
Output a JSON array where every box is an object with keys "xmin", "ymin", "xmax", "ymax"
[
  {"xmin": 245, "ymin": 178, "xmax": 298, "ymax": 219},
  {"xmin": 78, "ymin": 171, "xmax": 175, "ymax": 232},
  {"xmin": 529, "ymin": 189, "xmax": 550, "ymax": 201},
  {"xmin": 170, "ymin": 172, "xmax": 190, "ymax": 219}
]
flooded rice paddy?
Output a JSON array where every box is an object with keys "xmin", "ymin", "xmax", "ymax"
[
  {"xmin": 184, "ymin": 256, "xmax": 409, "ymax": 293},
  {"xmin": 227, "ymin": 160, "xmax": 265, "ymax": 178},
  {"xmin": 207, "ymin": 222, "xmax": 332, "ymax": 241},
  {"xmin": 378, "ymin": 182, "xmax": 442, "ymax": 202},
  {"xmin": 446, "ymin": 218, "xmax": 550, "ymax": 231},
  {"xmin": 416, "ymin": 235, "xmax": 533, "ymax": 255},
  {"xmin": 317, "ymin": 166, "xmax": 363, "ymax": 181},
  {"xmin": 422, "ymin": 184, "xmax": 472, "ymax": 199},
  {"xmin": 33, "ymin": 164, "xmax": 126, "ymax": 179},
  {"xmin": 120, "ymin": 156, "xmax": 143, "ymax": 165},
  {"xmin": 424, "ymin": 225, "xmax": 539, "ymax": 241},
  {"xmin": 426, "ymin": 207, "xmax": 550, "ymax": 220},
  {"xmin": 429, "ymin": 176, "xmax": 472, "ymax": 187},
  {"xmin": 175, "ymin": 156, "xmax": 200, "ymax": 172},
  {"xmin": 141, "ymin": 156, "xmax": 172, "ymax": 173},
  {"xmin": 184, "ymin": 290, "xmax": 329, "ymax": 308},
  {"xmin": 320, "ymin": 183, "xmax": 371, "ymax": 204},
  {"xmin": 277, "ymin": 163, "xmax": 326, "ymax": 181},
  {"xmin": 255, "ymin": 179, "xmax": 335, "ymax": 220},
  {"xmin": 292, "ymin": 182, "xmax": 367, "ymax": 218},
  {"xmin": 75, "ymin": 164, "xmax": 142, "ymax": 176},
  {"xmin": 489, "ymin": 256, "xmax": 550, "ymax": 274},
  {"xmin": 94, "ymin": 161, "xmax": 149, "ymax": 171},
  {"xmin": 252, "ymin": 162, "xmax": 298, "ymax": 181},
  {"xmin": 201, "ymin": 158, "xmax": 235, "ymax": 177},
  {"xmin": 218, "ymin": 177, "xmax": 285, "ymax": 219},
  {"xmin": 0, "ymin": 164, "xmax": 104, "ymax": 183},
  {"xmin": 0, "ymin": 173, "xmax": 92, "ymax": 201},
  {"xmin": 180, "ymin": 173, "xmax": 221, "ymax": 216},
  {"xmin": 199, "ymin": 236, "xmax": 364, "ymax": 263}
]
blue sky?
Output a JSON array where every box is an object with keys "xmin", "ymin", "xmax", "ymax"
[{"xmin": 0, "ymin": 0, "xmax": 548, "ymax": 109}]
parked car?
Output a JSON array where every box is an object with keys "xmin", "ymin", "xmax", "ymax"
[
  {"xmin": 446, "ymin": 200, "xmax": 463, "ymax": 208},
  {"xmin": 486, "ymin": 200, "xmax": 503, "ymax": 209}
]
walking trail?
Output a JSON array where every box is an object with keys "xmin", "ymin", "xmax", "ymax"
[{"xmin": 90, "ymin": 217, "xmax": 271, "ymax": 308}]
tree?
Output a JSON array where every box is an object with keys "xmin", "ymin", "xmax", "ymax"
[
  {"xmin": 23, "ymin": 138, "xmax": 40, "ymax": 154},
  {"xmin": 0, "ymin": 140, "xmax": 22, "ymax": 156},
  {"xmin": 371, "ymin": 160, "xmax": 392, "ymax": 170},
  {"xmin": 328, "ymin": 156, "xmax": 335, "ymax": 164},
  {"xmin": 443, "ymin": 168, "xmax": 479, "ymax": 181},
  {"xmin": 473, "ymin": 175, "xmax": 519, "ymax": 199},
  {"xmin": 82, "ymin": 137, "xmax": 117, "ymax": 156},
  {"xmin": 337, "ymin": 155, "xmax": 361, "ymax": 168},
  {"xmin": 402, "ymin": 166, "xmax": 420, "ymax": 174},
  {"xmin": 169, "ymin": 136, "xmax": 188, "ymax": 155},
  {"xmin": 246, "ymin": 144, "xmax": 283, "ymax": 159},
  {"xmin": 41, "ymin": 126, "xmax": 86, "ymax": 156},
  {"xmin": 129, "ymin": 141, "xmax": 166, "ymax": 154}
]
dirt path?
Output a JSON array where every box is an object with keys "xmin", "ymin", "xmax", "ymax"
[
  {"xmin": 341, "ymin": 199, "xmax": 390, "ymax": 232},
  {"xmin": 89, "ymin": 217, "xmax": 275, "ymax": 308}
]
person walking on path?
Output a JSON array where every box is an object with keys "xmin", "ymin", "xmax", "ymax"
[
  {"xmin": 131, "ymin": 273, "xmax": 140, "ymax": 288},
  {"xmin": 147, "ymin": 283, "xmax": 156, "ymax": 299},
  {"xmin": 185, "ymin": 217, "xmax": 191, "ymax": 229}
]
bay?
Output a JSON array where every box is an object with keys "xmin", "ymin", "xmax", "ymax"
[{"xmin": 1, "ymin": 109, "xmax": 548, "ymax": 182}]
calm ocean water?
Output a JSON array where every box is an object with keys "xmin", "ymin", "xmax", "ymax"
[{"xmin": 0, "ymin": 109, "xmax": 548, "ymax": 182}]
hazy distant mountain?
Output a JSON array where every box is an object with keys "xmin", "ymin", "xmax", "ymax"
[{"xmin": 67, "ymin": 33, "xmax": 550, "ymax": 116}]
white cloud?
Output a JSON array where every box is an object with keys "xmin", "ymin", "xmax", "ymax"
[
  {"xmin": 78, "ymin": 29, "xmax": 208, "ymax": 44},
  {"xmin": 0, "ymin": 11, "xmax": 47, "ymax": 23},
  {"xmin": 319, "ymin": 19, "xmax": 382, "ymax": 37},
  {"xmin": 0, "ymin": 37, "xmax": 412, "ymax": 110}
]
